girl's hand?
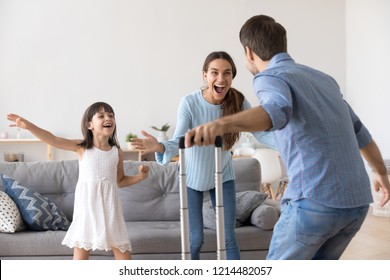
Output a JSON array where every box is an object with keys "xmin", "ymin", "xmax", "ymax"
[
  {"xmin": 138, "ymin": 164, "xmax": 149, "ymax": 180},
  {"xmin": 131, "ymin": 130, "xmax": 163, "ymax": 154},
  {"xmin": 7, "ymin": 113, "xmax": 82, "ymax": 153},
  {"xmin": 7, "ymin": 114, "xmax": 30, "ymax": 130}
]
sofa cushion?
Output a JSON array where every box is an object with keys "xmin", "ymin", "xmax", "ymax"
[
  {"xmin": 236, "ymin": 191, "xmax": 268, "ymax": 223},
  {"xmin": 126, "ymin": 221, "xmax": 273, "ymax": 255},
  {"xmin": 203, "ymin": 201, "xmax": 238, "ymax": 230},
  {"xmin": 0, "ymin": 191, "xmax": 25, "ymax": 233},
  {"xmin": 2, "ymin": 175, "xmax": 70, "ymax": 231},
  {"xmin": 203, "ymin": 191, "xmax": 268, "ymax": 230},
  {"xmin": 250, "ymin": 204, "xmax": 279, "ymax": 230}
]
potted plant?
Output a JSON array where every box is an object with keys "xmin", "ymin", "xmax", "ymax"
[
  {"xmin": 151, "ymin": 122, "xmax": 170, "ymax": 141},
  {"xmin": 125, "ymin": 133, "xmax": 138, "ymax": 150}
]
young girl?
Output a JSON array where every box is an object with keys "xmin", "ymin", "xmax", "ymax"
[
  {"xmin": 7, "ymin": 102, "xmax": 149, "ymax": 260},
  {"xmin": 131, "ymin": 51, "xmax": 276, "ymax": 260}
]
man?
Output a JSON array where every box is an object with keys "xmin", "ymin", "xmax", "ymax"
[{"xmin": 185, "ymin": 15, "xmax": 390, "ymax": 259}]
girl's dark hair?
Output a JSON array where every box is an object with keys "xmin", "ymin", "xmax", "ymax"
[
  {"xmin": 78, "ymin": 102, "xmax": 120, "ymax": 149},
  {"xmin": 202, "ymin": 51, "xmax": 245, "ymax": 150},
  {"xmin": 239, "ymin": 15, "xmax": 287, "ymax": 60}
]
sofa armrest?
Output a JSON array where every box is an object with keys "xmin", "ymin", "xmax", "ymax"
[
  {"xmin": 250, "ymin": 203, "xmax": 279, "ymax": 230},
  {"xmin": 262, "ymin": 198, "xmax": 281, "ymax": 215}
]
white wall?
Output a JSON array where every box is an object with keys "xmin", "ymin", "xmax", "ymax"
[
  {"xmin": 1, "ymin": 0, "xmax": 346, "ymax": 161},
  {"xmin": 346, "ymin": 0, "xmax": 390, "ymax": 159}
]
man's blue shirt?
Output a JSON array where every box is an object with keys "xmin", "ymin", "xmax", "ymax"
[{"xmin": 255, "ymin": 53, "xmax": 373, "ymax": 208}]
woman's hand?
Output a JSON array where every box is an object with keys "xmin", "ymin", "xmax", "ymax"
[{"xmin": 131, "ymin": 130, "xmax": 164, "ymax": 154}]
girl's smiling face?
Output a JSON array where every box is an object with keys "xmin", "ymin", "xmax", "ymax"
[
  {"xmin": 88, "ymin": 108, "xmax": 116, "ymax": 137},
  {"xmin": 202, "ymin": 58, "xmax": 234, "ymax": 105}
]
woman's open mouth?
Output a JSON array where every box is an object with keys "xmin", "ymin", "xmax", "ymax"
[{"xmin": 214, "ymin": 85, "xmax": 225, "ymax": 93}]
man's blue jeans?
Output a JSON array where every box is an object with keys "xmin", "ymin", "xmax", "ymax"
[
  {"xmin": 267, "ymin": 198, "xmax": 369, "ymax": 259},
  {"xmin": 187, "ymin": 180, "xmax": 240, "ymax": 260}
]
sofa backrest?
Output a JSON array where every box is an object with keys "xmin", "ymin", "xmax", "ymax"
[
  {"xmin": 0, "ymin": 157, "xmax": 261, "ymax": 222},
  {"xmin": 232, "ymin": 158, "xmax": 262, "ymax": 192},
  {"xmin": 120, "ymin": 158, "xmax": 261, "ymax": 221},
  {"xmin": 0, "ymin": 160, "xmax": 79, "ymax": 220},
  {"xmin": 120, "ymin": 160, "xmax": 180, "ymax": 221}
]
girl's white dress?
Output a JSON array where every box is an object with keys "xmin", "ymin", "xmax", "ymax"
[{"xmin": 62, "ymin": 146, "xmax": 132, "ymax": 253}]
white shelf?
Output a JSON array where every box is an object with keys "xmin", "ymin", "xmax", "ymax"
[
  {"xmin": 0, "ymin": 139, "xmax": 53, "ymax": 160},
  {"xmin": 122, "ymin": 149, "xmax": 143, "ymax": 161}
]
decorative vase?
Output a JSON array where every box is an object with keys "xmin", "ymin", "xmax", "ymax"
[
  {"xmin": 157, "ymin": 131, "xmax": 168, "ymax": 142},
  {"xmin": 0, "ymin": 132, "xmax": 8, "ymax": 139},
  {"xmin": 126, "ymin": 142, "xmax": 136, "ymax": 150}
]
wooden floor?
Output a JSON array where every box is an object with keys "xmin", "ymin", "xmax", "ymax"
[{"xmin": 340, "ymin": 206, "xmax": 390, "ymax": 260}]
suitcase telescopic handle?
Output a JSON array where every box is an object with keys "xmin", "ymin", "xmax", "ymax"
[
  {"xmin": 177, "ymin": 134, "xmax": 225, "ymax": 260},
  {"xmin": 214, "ymin": 135, "xmax": 222, "ymax": 148},
  {"xmin": 178, "ymin": 136, "xmax": 222, "ymax": 149}
]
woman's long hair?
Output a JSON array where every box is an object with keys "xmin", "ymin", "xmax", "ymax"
[
  {"xmin": 202, "ymin": 51, "xmax": 245, "ymax": 150},
  {"xmin": 221, "ymin": 87, "xmax": 245, "ymax": 150}
]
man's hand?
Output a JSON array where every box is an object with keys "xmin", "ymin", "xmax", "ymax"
[
  {"xmin": 372, "ymin": 172, "xmax": 390, "ymax": 207},
  {"xmin": 184, "ymin": 120, "xmax": 224, "ymax": 148}
]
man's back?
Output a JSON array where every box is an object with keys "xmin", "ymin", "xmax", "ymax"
[{"xmin": 255, "ymin": 53, "xmax": 373, "ymax": 208}]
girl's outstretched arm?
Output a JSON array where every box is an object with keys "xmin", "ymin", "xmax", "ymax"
[
  {"xmin": 7, "ymin": 113, "xmax": 81, "ymax": 153},
  {"xmin": 117, "ymin": 149, "xmax": 149, "ymax": 188}
]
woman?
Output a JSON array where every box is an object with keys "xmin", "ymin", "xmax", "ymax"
[{"xmin": 131, "ymin": 51, "xmax": 275, "ymax": 259}]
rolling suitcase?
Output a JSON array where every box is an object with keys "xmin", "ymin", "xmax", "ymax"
[{"xmin": 178, "ymin": 136, "xmax": 226, "ymax": 260}]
